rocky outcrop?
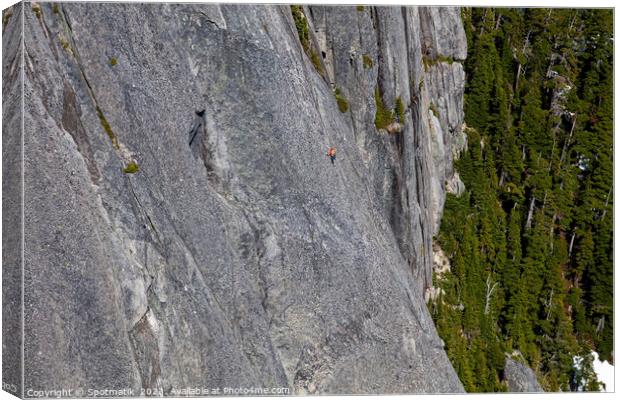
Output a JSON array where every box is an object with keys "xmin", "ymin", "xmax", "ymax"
[
  {"xmin": 3, "ymin": 2, "xmax": 466, "ymax": 395},
  {"xmin": 504, "ymin": 358, "xmax": 544, "ymax": 393}
]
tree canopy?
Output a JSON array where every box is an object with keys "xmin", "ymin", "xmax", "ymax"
[{"xmin": 431, "ymin": 8, "xmax": 613, "ymax": 392}]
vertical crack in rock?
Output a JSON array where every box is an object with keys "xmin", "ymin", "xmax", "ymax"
[
  {"xmin": 189, "ymin": 109, "xmax": 224, "ymax": 190},
  {"xmin": 61, "ymin": 81, "xmax": 101, "ymax": 182}
]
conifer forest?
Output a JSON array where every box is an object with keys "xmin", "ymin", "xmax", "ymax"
[{"xmin": 430, "ymin": 8, "xmax": 613, "ymax": 392}]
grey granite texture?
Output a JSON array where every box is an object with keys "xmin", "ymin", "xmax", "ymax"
[
  {"xmin": 504, "ymin": 358, "xmax": 544, "ymax": 393},
  {"xmin": 3, "ymin": 3, "xmax": 467, "ymax": 395}
]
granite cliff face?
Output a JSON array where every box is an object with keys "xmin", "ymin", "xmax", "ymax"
[
  {"xmin": 504, "ymin": 358, "xmax": 544, "ymax": 393},
  {"xmin": 3, "ymin": 2, "xmax": 466, "ymax": 395}
]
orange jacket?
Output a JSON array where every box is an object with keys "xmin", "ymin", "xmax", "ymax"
[{"xmin": 327, "ymin": 147, "xmax": 336, "ymax": 157}]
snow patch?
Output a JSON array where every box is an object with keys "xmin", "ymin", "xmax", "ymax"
[
  {"xmin": 592, "ymin": 351, "xmax": 614, "ymax": 392},
  {"xmin": 573, "ymin": 351, "xmax": 614, "ymax": 392}
]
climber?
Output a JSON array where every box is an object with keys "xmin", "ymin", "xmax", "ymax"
[{"xmin": 327, "ymin": 147, "xmax": 337, "ymax": 164}]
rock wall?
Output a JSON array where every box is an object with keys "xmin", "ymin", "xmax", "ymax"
[
  {"xmin": 504, "ymin": 358, "xmax": 544, "ymax": 392},
  {"xmin": 2, "ymin": 3, "xmax": 24, "ymax": 396},
  {"xmin": 3, "ymin": 2, "xmax": 466, "ymax": 395}
]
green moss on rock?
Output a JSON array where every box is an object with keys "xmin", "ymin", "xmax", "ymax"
[
  {"xmin": 395, "ymin": 97, "xmax": 405, "ymax": 122},
  {"xmin": 374, "ymin": 88, "xmax": 395, "ymax": 130},
  {"xmin": 291, "ymin": 5, "xmax": 324, "ymax": 76},
  {"xmin": 422, "ymin": 54, "xmax": 456, "ymax": 70},
  {"xmin": 362, "ymin": 54, "xmax": 373, "ymax": 69},
  {"xmin": 32, "ymin": 4, "xmax": 42, "ymax": 19},
  {"xmin": 96, "ymin": 107, "xmax": 120, "ymax": 149},
  {"xmin": 59, "ymin": 38, "xmax": 70, "ymax": 51},
  {"xmin": 429, "ymin": 102, "xmax": 440, "ymax": 118},
  {"xmin": 123, "ymin": 162, "xmax": 139, "ymax": 174},
  {"xmin": 334, "ymin": 88, "xmax": 349, "ymax": 113},
  {"xmin": 291, "ymin": 5, "xmax": 310, "ymax": 54},
  {"xmin": 310, "ymin": 50, "xmax": 323, "ymax": 75}
]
